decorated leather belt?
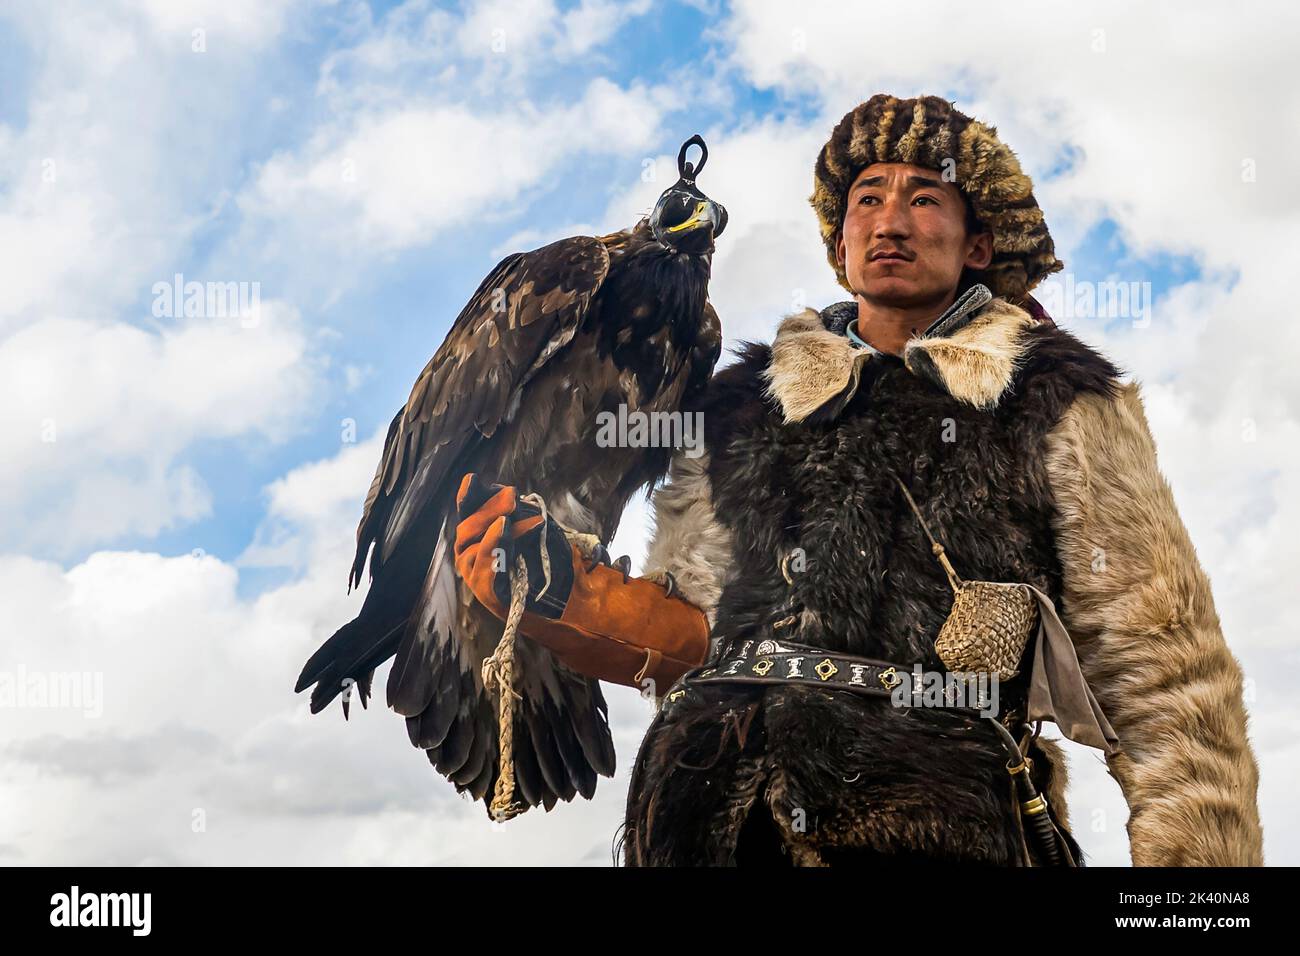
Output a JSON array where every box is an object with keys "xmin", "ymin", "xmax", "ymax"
[{"xmin": 660, "ymin": 637, "xmax": 934, "ymax": 716}]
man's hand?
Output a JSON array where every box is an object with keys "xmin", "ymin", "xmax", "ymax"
[
  {"xmin": 452, "ymin": 473, "xmax": 711, "ymax": 692},
  {"xmin": 453, "ymin": 473, "xmax": 576, "ymax": 621}
]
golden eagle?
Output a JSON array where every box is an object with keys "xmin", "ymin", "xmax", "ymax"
[{"xmin": 295, "ymin": 136, "xmax": 725, "ymax": 815}]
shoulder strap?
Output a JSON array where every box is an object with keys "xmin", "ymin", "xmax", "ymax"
[{"xmin": 888, "ymin": 470, "xmax": 965, "ymax": 593}]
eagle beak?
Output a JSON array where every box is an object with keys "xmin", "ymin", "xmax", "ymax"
[{"xmin": 665, "ymin": 199, "xmax": 723, "ymax": 237}]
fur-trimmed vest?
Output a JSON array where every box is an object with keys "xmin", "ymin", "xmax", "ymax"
[{"xmin": 623, "ymin": 294, "xmax": 1263, "ymax": 867}]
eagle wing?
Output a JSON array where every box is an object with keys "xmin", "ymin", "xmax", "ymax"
[
  {"xmin": 358, "ymin": 236, "xmax": 619, "ymax": 813},
  {"xmin": 351, "ymin": 236, "xmax": 610, "ymax": 589}
]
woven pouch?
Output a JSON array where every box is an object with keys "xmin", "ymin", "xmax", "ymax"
[{"xmin": 934, "ymin": 579, "xmax": 1036, "ymax": 679}]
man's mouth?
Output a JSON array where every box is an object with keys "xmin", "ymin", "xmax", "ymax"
[{"xmin": 870, "ymin": 249, "xmax": 914, "ymax": 262}]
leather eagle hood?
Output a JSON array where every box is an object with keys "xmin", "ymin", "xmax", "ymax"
[{"xmin": 761, "ymin": 284, "xmax": 1043, "ymax": 423}]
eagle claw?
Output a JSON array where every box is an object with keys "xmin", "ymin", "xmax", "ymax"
[
  {"xmin": 583, "ymin": 543, "xmax": 610, "ymax": 573},
  {"xmin": 642, "ymin": 568, "xmax": 677, "ymax": 597}
]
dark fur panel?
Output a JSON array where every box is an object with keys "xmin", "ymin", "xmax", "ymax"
[
  {"xmin": 622, "ymin": 683, "xmax": 769, "ymax": 866},
  {"xmin": 763, "ymin": 687, "xmax": 1025, "ymax": 863},
  {"xmin": 1012, "ymin": 323, "xmax": 1124, "ymax": 405},
  {"xmin": 699, "ymin": 341, "xmax": 777, "ymax": 451}
]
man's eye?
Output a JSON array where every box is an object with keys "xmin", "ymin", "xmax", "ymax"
[
  {"xmin": 914, "ymin": 195, "xmax": 938, "ymax": 206},
  {"xmin": 858, "ymin": 195, "xmax": 878, "ymax": 205}
]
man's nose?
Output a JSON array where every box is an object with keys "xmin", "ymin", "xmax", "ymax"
[{"xmin": 873, "ymin": 197, "xmax": 911, "ymax": 238}]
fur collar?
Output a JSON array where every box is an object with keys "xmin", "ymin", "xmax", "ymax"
[{"xmin": 762, "ymin": 295, "xmax": 1039, "ymax": 423}]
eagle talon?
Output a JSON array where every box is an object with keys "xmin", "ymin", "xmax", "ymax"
[
  {"xmin": 642, "ymin": 568, "xmax": 678, "ymax": 596},
  {"xmin": 614, "ymin": 554, "xmax": 632, "ymax": 583},
  {"xmin": 567, "ymin": 531, "xmax": 613, "ymax": 573},
  {"xmin": 584, "ymin": 543, "xmax": 610, "ymax": 573}
]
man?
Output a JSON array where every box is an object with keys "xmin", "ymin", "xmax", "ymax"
[{"xmin": 454, "ymin": 94, "xmax": 1263, "ymax": 865}]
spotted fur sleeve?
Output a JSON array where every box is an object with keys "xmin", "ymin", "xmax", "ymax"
[
  {"xmin": 643, "ymin": 450, "xmax": 734, "ymax": 631},
  {"xmin": 1043, "ymin": 383, "xmax": 1263, "ymax": 865}
]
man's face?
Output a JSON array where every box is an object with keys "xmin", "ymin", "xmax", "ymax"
[{"xmin": 836, "ymin": 162, "xmax": 993, "ymax": 309}]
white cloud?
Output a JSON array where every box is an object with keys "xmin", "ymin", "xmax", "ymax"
[
  {"xmin": 132, "ymin": 0, "xmax": 299, "ymax": 45},
  {"xmin": 242, "ymin": 77, "xmax": 672, "ymax": 258},
  {"xmin": 0, "ymin": 301, "xmax": 320, "ymax": 554},
  {"xmin": 0, "ymin": 0, "xmax": 330, "ymax": 553},
  {"xmin": 455, "ymin": 0, "xmax": 653, "ymax": 66},
  {"xmin": 237, "ymin": 425, "xmax": 386, "ymax": 573},
  {"xmin": 557, "ymin": 0, "xmax": 654, "ymax": 58},
  {"xmin": 230, "ymin": 0, "xmax": 677, "ymax": 305},
  {"xmin": 0, "ymin": 0, "xmax": 314, "ymax": 328}
]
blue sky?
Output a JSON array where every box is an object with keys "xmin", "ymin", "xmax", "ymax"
[{"xmin": 2, "ymin": 0, "xmax": 1295, "ymax": 866}]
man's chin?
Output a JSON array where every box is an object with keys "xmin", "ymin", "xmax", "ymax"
[{"xmin": 855, "ymin": 276, "xmax": 948, "ymax": 308}]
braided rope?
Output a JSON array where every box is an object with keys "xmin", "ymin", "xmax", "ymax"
[{"xmin": 481, "ymin": 553, "xmax": 530, "ymax": 822}]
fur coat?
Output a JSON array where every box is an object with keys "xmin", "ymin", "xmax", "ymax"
[{"xmin": 621, "ymin": 293, "xmax": 1263, "ymax": 867}]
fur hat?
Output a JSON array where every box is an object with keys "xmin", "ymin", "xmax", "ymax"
[{"xmin": 810, "ymin": 94, "xmax": 1063, "ymax": 303}]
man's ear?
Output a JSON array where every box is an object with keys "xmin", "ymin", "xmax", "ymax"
[
  {"xmin": 965, "ymin": 230, "xmax": 994, "ymax": 270},
  {"xmin": 835, "ymin": 231, "xmax": 846, "ymax": 269}
]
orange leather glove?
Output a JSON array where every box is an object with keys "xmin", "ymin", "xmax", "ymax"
[{"xmin": 453, "ymin": 473, "xmax": 710, "ymax": 693}]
